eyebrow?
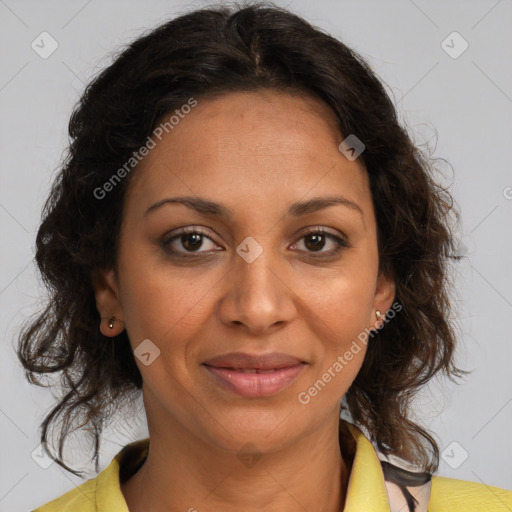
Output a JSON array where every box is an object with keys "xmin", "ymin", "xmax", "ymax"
[{"xmin": 144, "ymin": 195, "xmax": 363, "ymax": 218}]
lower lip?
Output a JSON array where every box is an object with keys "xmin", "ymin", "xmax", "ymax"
[{"xmin": 203, "ymin": 363, "xmax": 306, "ymax": 398}]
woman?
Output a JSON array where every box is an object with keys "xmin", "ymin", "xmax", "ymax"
[{"xmin": 18, "ymin": 3, "xmax": 511, "ymax": 511}]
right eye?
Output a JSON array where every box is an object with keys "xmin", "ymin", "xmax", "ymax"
[{"xmin": 161, "ymin": 226, "xmax": 222, "ymax": 256}]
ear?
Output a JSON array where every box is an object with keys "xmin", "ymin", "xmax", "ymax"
[
  {"xmin": 372, "ymin": 271, "xmax": 396, "ymax": 328},
  {"xmin": 91, "ymin": 267, "xmax": 125, "ymax": 337}
]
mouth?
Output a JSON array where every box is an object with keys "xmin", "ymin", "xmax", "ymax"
[
  {"xmin": 202, "ymin": 351, "xmax": 306, "ymax": 370},
  {"xmin": 202, "ymin": 362, "xmax": 307, "ymax": 398},
  {"xmin": 206, "ymin": 366, "xmax": 297, "ymax": 373}
]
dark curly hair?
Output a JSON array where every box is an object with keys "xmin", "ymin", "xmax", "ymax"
[{"xmin": 17, "ymin": 1, "xmax": 467, "ymax": 476}]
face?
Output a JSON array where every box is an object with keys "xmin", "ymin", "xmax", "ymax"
[{"xmin": 93, "ymin": 90, "xmax": 395, "ymax": 454}]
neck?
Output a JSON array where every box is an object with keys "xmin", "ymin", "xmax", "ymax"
[{"xmin": 121, "ymin": 407, "xmax": 352, "ymax": 512}]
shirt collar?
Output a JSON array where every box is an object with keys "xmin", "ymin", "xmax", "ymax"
[
  {"xmin": 343, "ymin": 421, "xmax": 394, "ymax": 511},
  {"xmin": 96, "ymin": 419, "xmax": 430, "ymax": 512}
]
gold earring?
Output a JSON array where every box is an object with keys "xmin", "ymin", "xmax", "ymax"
[
  {"xmin": 108, "ymin": 316, "xmax": 115, "ymax": 329},
  {"xmin": 375, "ymin": 310, "xmax": 383, "ymax": 321}
]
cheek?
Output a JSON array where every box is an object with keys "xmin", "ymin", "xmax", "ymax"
[
  {"xmin": 301, "ymin": 262, "xmax": 377, "ymax": 387},
  {"xmin": 123, "ymin": 280, "xmax": 189, "ymax": 342},
  {"xmin": 297, "ymin": 280, "xmax": 374, "ymax": 406},
  {"xmin": 116, "ymin": 241, "xmax": 169, "ymax": 337},
  {"xmin": 117, "ymin": 263, "xmax": 213, "ymax": 401},
  {"xmin": 308, "ymin": 267, "xmax": 377, "ymax": 340},
  {"xmin": 117, "ymin": 250, "xmax": 219, "ymax": 359}
]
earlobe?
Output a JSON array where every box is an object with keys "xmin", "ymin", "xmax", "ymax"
[
  {"xmin": 372, "ymin": 272, "xmax": 396, "ymax": 329},
  {"xmin": 91, "ymin": 268, "xmax": 125, "ymax": 337}
]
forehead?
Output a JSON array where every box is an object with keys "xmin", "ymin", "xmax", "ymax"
[{"xmin": 123, "ymin": 90, "xmax": 372, "ymax": 222}]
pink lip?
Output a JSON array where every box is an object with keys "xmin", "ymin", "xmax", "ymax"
[
  {"xmin": 203, "ymin": 363, "xmax": 306, "ymax": 398},
  {"xmin": 202, "ymin": 351, "xmax": 305, "ymax": 370}
]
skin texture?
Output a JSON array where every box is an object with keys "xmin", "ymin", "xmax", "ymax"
[{"xmin": 92, "ymin": 90, "xmax": 395, "ymax": 512}]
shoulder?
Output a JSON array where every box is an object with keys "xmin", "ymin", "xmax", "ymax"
[
  {"xmin": 429, "ymin": 475, "xmax": 512, "ymax": 511},
  {"xmin": 31, "ymin": 475, "xmax": 101, "ymax": 512},
  {"xmin": 31, "ymin": 439, "xmax": 149, "ymax": 512}
]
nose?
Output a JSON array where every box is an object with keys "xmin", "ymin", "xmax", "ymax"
[{"xmin": 217, "ymin": 245, "xmax": 297, "ymax": 335}]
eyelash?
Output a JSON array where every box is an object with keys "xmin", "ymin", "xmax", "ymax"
[{"xmin": 161, "ymin": 226, "xmax": 349, "ymax": 259}]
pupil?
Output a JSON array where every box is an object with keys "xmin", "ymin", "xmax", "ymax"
[
  {"xmin": 182, "ymin": 233, "xmax": 202, "ymax": 251},
  {"xmin": 305, "ymin": 234, "xmax": 325, "ymax": 251}
]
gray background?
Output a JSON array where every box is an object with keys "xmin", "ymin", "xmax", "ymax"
[{"xmin": 1, "ymin": 0, "xmax": 511, "ymax": 510}]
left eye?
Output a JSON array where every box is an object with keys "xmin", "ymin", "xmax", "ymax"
[
  {"xmin": 162, "ymin": 227, "xmax": 347, "ymax": 256},
  {"xmin": 292, "ymin": 229, "xmax": 348, "ymax": 254}
]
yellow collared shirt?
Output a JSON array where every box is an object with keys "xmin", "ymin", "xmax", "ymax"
[{"xmin": 33, "ymin": 421, "xmax": 512, "ymax": 511}]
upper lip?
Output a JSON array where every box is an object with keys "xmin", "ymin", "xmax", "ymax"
[{"xmin": 203, "ymin": 352, "xmax": 305, "ymax": 370}]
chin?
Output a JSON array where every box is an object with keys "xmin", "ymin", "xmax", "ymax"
[{"xmin": 196, "ymin": 406, "xmax": 309, "ymax": 454}]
